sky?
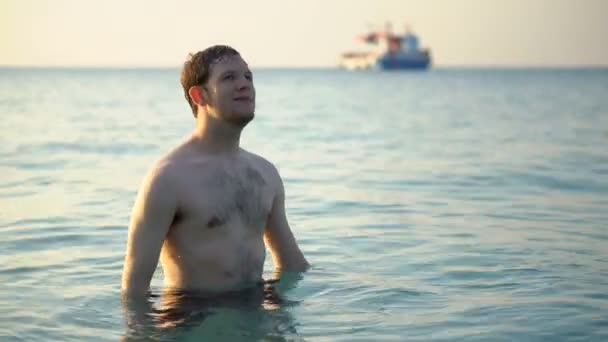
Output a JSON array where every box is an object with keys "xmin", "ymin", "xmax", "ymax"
[{"xmin": 1, "ymin": 0, "xmax": 607, "ymax": 68}]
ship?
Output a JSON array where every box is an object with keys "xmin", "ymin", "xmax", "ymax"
[{"xmin": 339, "ymin": 22, "xmax": 432, "ymax": 71}]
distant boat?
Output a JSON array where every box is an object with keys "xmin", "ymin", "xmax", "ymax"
[{"xmin": 339, "ymin": 22, "xmax": 432, "ymax": 71}]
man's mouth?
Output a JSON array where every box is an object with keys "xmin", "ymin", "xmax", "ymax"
[{"xmin": 234, "ymin": 96, "xmax": 251, "ymax": 101}]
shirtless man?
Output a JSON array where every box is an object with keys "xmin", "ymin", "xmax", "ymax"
[{"xmin": 121, "ymin": 45, "xmax": 309, "ymax": 300}]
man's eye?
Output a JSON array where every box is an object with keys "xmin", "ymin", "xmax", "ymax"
[
  {"xmin": 224, "ymin": 74, "xmax": 234, "ymax": 80},
  {"xmin": 245, "ymin": 74, "xmax": 253, "ymax": 81}
]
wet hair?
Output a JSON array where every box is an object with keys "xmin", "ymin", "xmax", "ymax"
[{"xmin": 180, "ymin": 45, "xmax": 241, "ymax": 117}]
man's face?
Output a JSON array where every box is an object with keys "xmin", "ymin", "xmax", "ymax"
[{"xmin": 203, "ymin": 55, "xmax": 256, "ymax": 126}]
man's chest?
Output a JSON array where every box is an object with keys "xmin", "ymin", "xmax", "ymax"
[{"xmin": 179, "ymin": 165, "xmax": 274, "ymax": 230}]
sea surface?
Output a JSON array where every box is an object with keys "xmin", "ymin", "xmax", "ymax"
[{"xmin": 1, "ymin": 67, "xmax": 607, "ymax": 341}]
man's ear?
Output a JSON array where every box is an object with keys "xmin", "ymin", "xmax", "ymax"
[{"xmin": 188, "ymin": 85, "xmax": 207, "ymax": 106}]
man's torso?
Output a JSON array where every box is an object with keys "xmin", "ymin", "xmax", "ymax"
[{"xmin": 158, "ymin": 143, "xmax": 276, "ymax": 292}]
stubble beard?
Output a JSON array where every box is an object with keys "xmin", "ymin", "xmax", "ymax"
[
  {"xmin": 208, "ymin": 99, "xmax": 255, "ymax": 128},
  {"xmin": 224, "ymin": 111, "xmax": 255, "ymax": 128}
]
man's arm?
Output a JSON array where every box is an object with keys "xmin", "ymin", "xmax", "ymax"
[
  {"xmin": 121, "ymin": 163, "xmax": 176, "ymax": 297},
  {"xmin": 264, "ymin": 166, "xmax": 310, "ymax": 272}
]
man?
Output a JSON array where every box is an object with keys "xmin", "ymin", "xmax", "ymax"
[{"xmin": 121, "ymin": 45, "xmax": 309, "ymax": 299}]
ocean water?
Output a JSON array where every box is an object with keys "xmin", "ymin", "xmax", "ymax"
[{"xmin": 1, "ymin": 67, "xmax": 607, "ymax": 341}]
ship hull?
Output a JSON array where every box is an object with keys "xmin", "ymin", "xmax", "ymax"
[
  {"xmin": 340, "ymin": 53, "xmax": 432, "ymax": 71},
  {"xmin": 377, "ymin": 53, "xmax": 431, "ymax": 70}
]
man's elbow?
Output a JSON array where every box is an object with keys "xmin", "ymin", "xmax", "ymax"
[
  {"xmin": 121, "ymin": 269, "xmax": 151, "ymax": 299},
  {"xmin": 121, "ymin": 282, "xmax": 150, "ymax": 301},
  {"xmin": 279, "ymin": 256, "xmax": 310, "ymax": 272}
]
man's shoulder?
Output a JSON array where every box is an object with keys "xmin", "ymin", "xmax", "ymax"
[
  {"xmin": 142, "ymin": 141, "xmax": 194, "ymax": 188},
  {"xmin": 241, "ymin": 149, "xmax": 280, "ymax": 176},
  {"xmin": 149, "ymin": 139, "xmax": 196, "ymax": 178},
  {"xmin": 140, "ymin": 157, "xmax": 178, "ymax": 191}
]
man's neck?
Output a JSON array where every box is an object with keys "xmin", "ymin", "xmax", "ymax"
[{"xmin": 191, "ymin": 114, "xmax": 243, "ymax": 155}]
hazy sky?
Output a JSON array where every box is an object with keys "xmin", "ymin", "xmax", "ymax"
[{"xmin": 1, "ymin": 0, "xmax": 607, "ymax": 67}]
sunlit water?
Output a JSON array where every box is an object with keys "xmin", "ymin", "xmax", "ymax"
[{"xmin": 1, "ymin": 67, "xmax": 607, "ymax": 341}]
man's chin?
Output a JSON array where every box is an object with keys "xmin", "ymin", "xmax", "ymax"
[{"xmin": 227, "ymin": 113, "xmax": 255, "ymax": 127}]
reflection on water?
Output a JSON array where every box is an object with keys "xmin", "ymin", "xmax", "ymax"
[{"xmin": 122, "ymin": 273, "xmax": 304, "ymax": 341}]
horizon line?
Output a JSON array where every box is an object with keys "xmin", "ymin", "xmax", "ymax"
[{"xmin": 1, "ymin": 64, "xmax": 608, "ymax": 71}]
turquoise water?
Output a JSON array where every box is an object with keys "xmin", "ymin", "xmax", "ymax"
[{"xmin": 1, "ymin": 67, "xmax": 607, "ymax": 341}]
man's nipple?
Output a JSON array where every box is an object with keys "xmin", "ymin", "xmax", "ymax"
[{"xmin": 207, "ymin": 216, "xmax": 224, "ymax": 228}]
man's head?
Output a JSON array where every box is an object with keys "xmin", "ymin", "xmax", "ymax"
[{"xmin": 180, "ymin": 45, "xmax": 255, "ymax": 126}]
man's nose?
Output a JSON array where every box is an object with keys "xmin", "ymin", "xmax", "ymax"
[{"xmin": 236, "ymin": 76, "xmax": 251, "ymax": 90}]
